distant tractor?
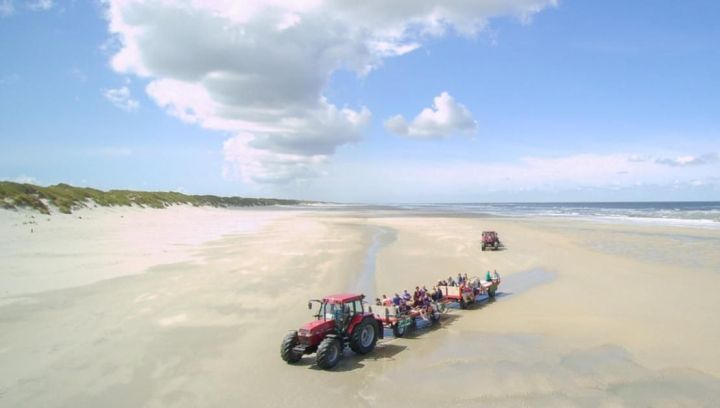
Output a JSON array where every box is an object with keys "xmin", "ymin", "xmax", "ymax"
[
  {"xmin": 280, "ymin": 293, "xmax": 384, "ymax": 370},
  {"xmin": 481, "ymin": 231, "xmax": 502, "ymax": 251}
]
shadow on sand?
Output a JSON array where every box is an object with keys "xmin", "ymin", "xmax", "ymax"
[{"xmin": 294, "ymin": 314, "xmax": 464, "ymax": 371}]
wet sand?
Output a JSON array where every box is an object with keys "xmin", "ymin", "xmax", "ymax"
[{"xmin": 1, "ymin": 207, "xmax": 719, "ymax": 406}]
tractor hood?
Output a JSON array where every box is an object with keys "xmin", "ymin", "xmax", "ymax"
[{"xmin": 299, "ymin": 319, "xmax": 335, "ymax": 335}]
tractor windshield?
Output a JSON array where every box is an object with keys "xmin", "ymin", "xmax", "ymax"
[{"xmin": 319, "ymin": 302, "xmax": 341, "ymax": 320}]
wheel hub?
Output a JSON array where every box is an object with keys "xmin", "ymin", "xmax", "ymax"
[{"xmin": 360, "ymin": 325, "xmax": 374, "ymax": 347}]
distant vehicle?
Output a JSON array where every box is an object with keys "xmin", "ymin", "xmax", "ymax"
[
  {"xmin": 481, "ymin": 231, "xmax": 502, "ymax": 251},
  {"xmin": 280, "ymin": 293, "xmax": 383, "ymax": 369}
]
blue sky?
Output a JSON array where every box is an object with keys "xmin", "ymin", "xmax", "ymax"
[{"xmin": 1, "ymin": 0, "xmax": 719, "ymax": 202}]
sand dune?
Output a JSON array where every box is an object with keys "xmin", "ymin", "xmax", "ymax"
[{"xmin": 1, "ymin": 206, "xmax": 719, "ymax": 406}]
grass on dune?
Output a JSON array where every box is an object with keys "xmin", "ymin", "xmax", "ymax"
[{"xmin": 0, "ymin": 181, "xmax": 306, "ymax": 214}]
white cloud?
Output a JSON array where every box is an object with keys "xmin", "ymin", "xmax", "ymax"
[
  {"xmin": 1, "ymin": 0, "xmax": 54, "ymax": 15},
  {"xmin": 223, "ymin": 134, "xmax": 328, "ymax": 184},
  {"xmin": 655, "ymin": 153, "xmax": 719, "ymax": 167},
  {"xmin": 87, "ymin": 147, "xmax": 134, "ymax": 158},
  {"xmin": 104, "ymin": 0, "xmax": 556, "ymax": 183},
  {"xmin": 27, "ymin": 0, "xmax": 52, "ymax": 11},
  {"xmin": 311, "ymin": 151, "xmax": 720, "ymax": 201},
  {"xmin": 1, "ymin": 175, "xmax": 39, "ymax": 184},
  {"xmin": 102, "ymin": 86, "xmax": 139, "ymax": 111},
  {"xmin": 385, "ymin": 92, "xmax": 478, "ymax": 138}
]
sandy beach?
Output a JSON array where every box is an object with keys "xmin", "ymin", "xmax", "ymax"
[{"xmin": 1, "ymin": 205, "xmax": 720, "ymax": 407}]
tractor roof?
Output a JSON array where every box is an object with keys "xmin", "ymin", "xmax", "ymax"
[{"xmin": 323, "ymin": 293, "xmax": 364, "ymax": 304}]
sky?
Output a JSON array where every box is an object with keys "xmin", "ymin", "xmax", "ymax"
[{"xmin": 1, "ymin": 0, "xmax": 719, "ymax": 202}]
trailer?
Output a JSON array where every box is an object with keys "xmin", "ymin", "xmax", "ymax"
[
  {"xmin": 439, "ymin": 276, "xmax": 500, "ymax": 309},
  {"xmin": 376, "ymin": 302, "xmax": 443, "ymax": 337}
]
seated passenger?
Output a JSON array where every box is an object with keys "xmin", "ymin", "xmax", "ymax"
[
  {"xmin": 382, "ymin": 294, "xmax": 393, "ymax": 307},
  {"xmin": 392, "ymin": 293, "xmax": 402, "ymax": 306},
  {"xmin": 399, "ymin": 299, "xmax": 409, "ymax": 313},
  {"xmin": 413, "ymin": 286, "xmax": 421, "ymax": 304}
]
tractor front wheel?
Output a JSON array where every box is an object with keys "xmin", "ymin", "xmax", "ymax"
[
  {"xmin": 280, "ymin": 331, "xmax": 302, "ymax": 364},
  {"xmin": 316, "ymin": 337, "xmax": 342, "ymax": 369},
  {"xmin": 350, "ymin": 318, "xmax": 378, "ymax": 354}
]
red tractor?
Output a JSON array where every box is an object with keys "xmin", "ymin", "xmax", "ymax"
[
  {"xmin": 481, "ymin": 231, "xmax": 502, "ymax": 251},
  {"xmin": 280, "ymin": 293, "xmax": 384, "ymax": 370}
]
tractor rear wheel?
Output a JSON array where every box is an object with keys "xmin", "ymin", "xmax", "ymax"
[
  {"xmin": 350, "ymin": 318, "xmax": 378, "ymax": 354},
  {"xmin": 488, "ymin": 286, "xmax": 497, "ymax": 298},
  {"xmin": 280, "ymin": 331, "xmax": 302, "ymax": 364},
  {"xmin": 316, "ymin": 337, "xmax": 342, "ymax": 369},
  {"xmin": 459, "ymin": 298, "xmax": 467, "ymax": 309}
]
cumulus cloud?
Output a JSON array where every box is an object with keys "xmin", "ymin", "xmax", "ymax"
[
  {"xmin": 385, "ymin": 92, "xmax": 478, "ymax": 138},
  {"xmin": 104, "ymin": 0, "xmax": 555, "ymax": 183},
  {"xmin": 223, "ymin": 134, "xmax": 329, "ymax": 184},
  {"xmin": 102, "ymin": 86, "xmax": 139, "ymax": 111},
  {"xmin": 655, "ymin": 153, "xmax": 719, "ymax": 167}
]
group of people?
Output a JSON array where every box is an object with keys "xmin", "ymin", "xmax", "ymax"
[
  {"xmin": 376, "ymin": 270, "xmax": 501, "ymax": 308},
  {"xmin": 437, "ymin": 273, "xmax": 470, "ymax": 287},
  {"xmin": 374, "ymin": 270, "xmax": 501, "ymax": 318},
  {"xmin": 374, "ymin": 286, "xmax": 440, "ymax": 320}
]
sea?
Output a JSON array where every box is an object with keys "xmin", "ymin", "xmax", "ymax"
[
  {"xmin": 302, "ymin": 201, "xmax": 720, "ymax": 229},
  {"xmin": 394, "ymin": 202, "xmax": 720, "ymax": 228}
]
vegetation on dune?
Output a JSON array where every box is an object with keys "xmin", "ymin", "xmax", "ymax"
[{"xmin": 0, "ymin": 181, "xmax": 307, "ymax": 214}]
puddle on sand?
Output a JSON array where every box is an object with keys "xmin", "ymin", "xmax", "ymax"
[
  {"xmin": 349, "ymin": 226, "xmax": 396, "ymax": 300},
  {"xmin": 496, "ymin": 267, "xmax": 555, "ymax": 299}
]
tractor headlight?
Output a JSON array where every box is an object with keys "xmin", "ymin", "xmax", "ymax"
[{"xmin": 298, "ymin": 329, "xmax": 311, "ymax": 337}]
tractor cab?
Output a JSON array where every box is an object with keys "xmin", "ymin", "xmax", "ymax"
[{"xmin": 310, "ymin": 293, "xmax": 368, "ymax": 321}]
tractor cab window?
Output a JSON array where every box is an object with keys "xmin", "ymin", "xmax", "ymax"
[
  {"xmin": 321, "ymin": 303, "xmax": 340, "ymax": 320},
  {"xmin": 349, "ymin": 300, "xmax": 363, "ymax": 315}
]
